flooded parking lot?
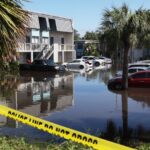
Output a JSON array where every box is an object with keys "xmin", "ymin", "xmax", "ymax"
[{"xmin": 0, "ymin": 65, "xmax": 150, "ymax": 143}]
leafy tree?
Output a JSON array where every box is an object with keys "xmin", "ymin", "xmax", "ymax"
[
  {"xmin": 100, "ymin": 4, "xmax": 150, "ymax": 89},
  {"xmin": 74, "ymin": 29, "xmax": 80, "ymax": 40},
  {"xmin": 98, "ymin": 30, "xmax": 120, "ymax": 59},
  {"xmin": 83, "ymin": 43, "xmax": 99, "ymax": 56},
  {"xmin": 0, "ymin": 0, "xmax": 29, "ymax": 70},
  {"xmin": 142, "ymin": 34, "xmax": 150, "ymax": 49},
  {"xmin": 83, "ymin": 31, "xmax": 98, "ymax": 40}
]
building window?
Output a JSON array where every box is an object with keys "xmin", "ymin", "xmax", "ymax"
[
  {"xmin": 31, "ymin": 29, "xmax": 40, "ymax": 36},
  {"xmin": 49, "ymin": 19, "xmax": 57, "ymax": 31},
  {"xmin": 26, "ymin": 36, "xmax": 31, "ymax": 43},
  {"xmin": 42, "ymin": 37, "xmax": 49, "ymax": 44},
  {"xmin": 39, "ymin": 17, "xmax": 47, "ymax": 30},
  {"xmin": 61, "ymin": 38, "xmax": 64, "ymax": 50},
  {"xmin": 32, "ymin": 36, "xmax": 39, "ymax": 43},
  {"xmin": 61, "ymin": 38, "xmax": 64, "ymax": 44},
  {"xmin": 77, "ymin": 43, "xmax": 83, "ymax": 49},
  {"xmin": 42, "ymin": 31, "xmax": 49, "ymax": 37},
  {"xmin": 50, "ymin": 37, "xmax": 54, "ymax": 45}
]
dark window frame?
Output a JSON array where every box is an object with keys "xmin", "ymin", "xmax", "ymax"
[
  {"xmin": 49, "ymin": 19, "xmax": 57, "ymax": 31},
  {"xmin": 39, "ymin": 17, "xmax": 47, "ymax": 31}
]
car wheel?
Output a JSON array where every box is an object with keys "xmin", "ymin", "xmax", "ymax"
[
  {"xmin": 79, "ymin": 65, "xmax": 84, "ymax": 69},
  {"xmin": 95, "ymin": 62, "xmax": 100, "ymax": 67},
  {"xmin": 115, "ymin": 83, "xmax": 122, "ymax": 90}
]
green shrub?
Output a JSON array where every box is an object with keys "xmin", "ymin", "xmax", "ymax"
[
  {"xmin": 9, "ymin": 61, "xmax": 19, "ymax": 72},
  {"xmin": 0, "ymin": 136, "xmax": 150, "ymax": 150}
]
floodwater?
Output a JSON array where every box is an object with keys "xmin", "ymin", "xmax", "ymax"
[{"xmin": 0, "ymin": 65, "xmax": 150, "ymax": 143}]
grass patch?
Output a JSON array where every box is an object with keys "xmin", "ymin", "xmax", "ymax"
[
  {"xmin": 136, "ymin": 143, "xmax": 150, "ymax": 150},
  {"xmin": 0, "ymin": 136, "xmax": 93, "ymax": 150},
  {"xmin": 0, "ymin": 136, "xmax": 150, "ymax": 150}
]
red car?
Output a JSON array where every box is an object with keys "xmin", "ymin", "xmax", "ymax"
[{"xmin": 108, "ymin": 71, "xmax": 150, "ymax": 90}]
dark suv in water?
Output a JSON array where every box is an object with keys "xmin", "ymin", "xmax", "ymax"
[{"xmin": 19, "ymin": 59, "xmax": 65, "ymax": 72}]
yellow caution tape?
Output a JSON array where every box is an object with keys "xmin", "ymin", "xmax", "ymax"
[{"xmin": 0, "ymin": 105, "xmax": 135, "ymax": 150}]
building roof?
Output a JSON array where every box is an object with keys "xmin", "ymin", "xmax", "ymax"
[{"xmin": 27, "ymin": 11, "xmax": 73, "ymax": 33}]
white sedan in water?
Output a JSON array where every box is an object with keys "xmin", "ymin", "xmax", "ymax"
[
  {"xmin": 65, "ymin": 59, "xmax": 93, "ymax": 69},
  {"xmin": 81, "ymin": 56, "xmax": 105, "ymax": 67},
  {"xmin": 98, "ymin": 56, "xmax": 112, "ymax": 64},
  {"xmin": 115, "ymin": 66, "xmax": 148, "ymax": 76}
]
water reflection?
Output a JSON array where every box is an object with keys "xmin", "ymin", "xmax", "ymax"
[
  {"xmin": 0, "ymin": 72, "xmax": 73, "ymax": 128},
  {"xmin": 73, "ymin": 64, "xmax": 112, "ymax": 82},
  {"xmin": 108, "ymin": 88, "xmax": 150, "ymax": 142},
  {"xmin": 0, "ymin": 66, "xmax": 150, "ymax": 143}
]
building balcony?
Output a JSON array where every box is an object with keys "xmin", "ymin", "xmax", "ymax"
[
  {"xmin": 58, "ymin": 44, "xmax": 75, "ymax": 52},
  {"xmin": 17, "ymin": 43, "xmax": 49, "ymax": 52},
  {"xmin": 17, "ymin": 43, "xmax": 75, "ymax": 52}
]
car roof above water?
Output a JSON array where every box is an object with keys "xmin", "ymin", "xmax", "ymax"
[
  {"xmin": 129, "ymin": 63, "xmax": 150, "ymax": 68},
  {"xmin": 128, "ymin": 66, "xmax": 148, "ymax": 70}
]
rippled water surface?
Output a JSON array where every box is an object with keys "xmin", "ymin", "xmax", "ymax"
[{"xmin": 0, "ymin": 65, "xmax": 150, "ymax": 142}]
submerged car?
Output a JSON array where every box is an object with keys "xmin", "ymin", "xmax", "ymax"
[
  {"xmin": 66, "ymin": 59, "xmax": 93, "ymax": 69},
  {"xmin": 115, "ymin": 66, "xmax": 148, "ymax": 76},
  {"xmin": 128, "ymin": 63, "xmax": 150, "ymax": 68},
  {"xmin": 19, "ymin": 59, "xmax": 65, "ymax": 72},
  {"xmin": 108, "ymin": 71, "xmax": 150, "ymax": 90},
  {"xmin": 99, "ymin": 56, "xmax": 112, "ymax": 64},
  {"xmin": 81, "ymin": 56, "xmax": 105, "ymax": 67}
]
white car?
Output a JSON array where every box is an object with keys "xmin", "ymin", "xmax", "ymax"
[
  {"xmin": 99, "ymin": 56, "xmax": 112, "ymax": 64},
  {"xmin": 81, "ymin": 56, "xmax": 105, "ymax": 67},
  {"xmin": 128, "ymin": 62, "xmax": 150, "ymax": 68},
  {"xmin": 66, "ymin": 59, "xmax": 92, "ymax": 69},
  {"xmin": 116, "ymin": 66, "xmax": 148, "ymax": 76}
]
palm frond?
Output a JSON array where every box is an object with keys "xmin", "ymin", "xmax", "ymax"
[{"xmin": 0, "ymin": 0, "xmax": 29, "ymax": 63}]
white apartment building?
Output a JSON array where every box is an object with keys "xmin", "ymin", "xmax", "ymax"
[{"xmin": 17, "ymin": 11, "xmax": 76, "ymax": 64}]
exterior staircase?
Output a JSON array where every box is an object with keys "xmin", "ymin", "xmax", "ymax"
[{"xmin": 35, "ymin": 45, "xmax": 54, "ymax": 60}]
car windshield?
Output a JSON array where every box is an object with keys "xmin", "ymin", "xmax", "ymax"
[
  {"xmin": 99, "ymin": 57, "xmax": 105, "ymax": 59},
  {"xmin": 147, "ymin": 67, "xmax": 150, "ymax": 70},
  {"xmin": 128, "ymin": 69, "xmax": 137, "ymax": 73},
  {"xmin": 73, "ymin": 60, "xmax": 81, "ymax": 63},
  {"xmin": 46, "ymin": 60, "xmax": 55, "ymax": 65},
  {"xmin": 129, "ymin": 64, "xmax": 150, "ymax": 68},
  {"xmin": 33, "ymin": 60, "xmax": 44, "ymax": 65},
  {"xmin": 88, "ymin": 57, "xmax": 94, "ymax": 60},
  {"xmin": 82, "ymin": 56, "xmax": 88, "ymax": 59}
]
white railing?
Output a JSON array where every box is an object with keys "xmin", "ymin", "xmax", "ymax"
[
  {"xmin": 44, "ymin": 45, "xmax": 54, "ymax": 59},
  {"xmin": 17, "ymin": 43, "xmax": 74, "ymax": 52},
  {"xmin": 17, "ymin": 43, "xmax": 50, "ymax": 52},
  {"xmin": 58, "ymin": 44, "xmax": 75, "ymax": 51},
  {"xmin": 35, "ymin": 45, "xmax": 54, "ymax": 60}
]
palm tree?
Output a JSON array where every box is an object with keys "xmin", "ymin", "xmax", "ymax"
[
  {"xmin": 0, "ymin": 0, "xmax": 29, "ymax": 70},
  {"xmin": 74, "ymin": 29, "xmax": 81, "ymax": 40},
  {"xmin": 84, "ymin": 31, "xmax": 98, "ymax": 40},
  {"xmin": 100, "ymin": 4, "xmax": 150, "ymax": 89}
]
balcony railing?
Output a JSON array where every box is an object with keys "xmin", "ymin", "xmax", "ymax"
[
  {"xmin": 17, "ymin": 43, "xmax": 74, "ymax": 52},
  {"xmin": 17, "ymin": 43, "xmax": 49, "ymax": 52},
  {"xmin": 59, "ymin": 44, "xmax": 75, "ymax": 51}
]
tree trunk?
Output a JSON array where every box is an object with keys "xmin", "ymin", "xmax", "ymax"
[
  {"xmin": 122, "ymin": 90, "xmax": 129, "ymax": 139},
  {"xmin": 122, "ymin": 44, "xmax": 130, "ymax": 89}
]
